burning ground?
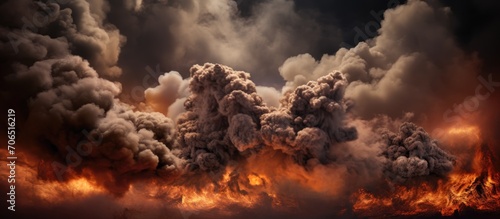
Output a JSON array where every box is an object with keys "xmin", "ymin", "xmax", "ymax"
[{"xmin": 1, "ymin": 0, "xmax": 500, "ymax": 218}]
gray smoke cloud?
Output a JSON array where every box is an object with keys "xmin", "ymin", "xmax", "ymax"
[
  {"xmin": 105, "ymin": 0, "xmax": 340, "ymax": 88},
  {"xmin": 0, "ymin": 0, "xmax": 183, "ymax": 195},
  {"xmin": 54, "ymin": 0, "xmax": 124, "ymax": 77},
  {"xmin": 0, "ymin": 0, "xmax": 466, "ymax": 207},
  {"xmin": 94, "ymin": 103, "xmax": 183, "ymax": 176},
  {"xmin": 143, "ymin": 70, "xmax": 281, "ymax": 123},
  {"xmin": 0, "ymin": 0, "xmax": 123, "ymax": 78},
  {"xmin": 1, "ymin": 0, "xmax": 124, "ymax": 109},
  {"xmin": 278, "ymin": 0, "xmax": 479, "ymax": 119},
  {"xmin": 22, "ymin": 55, "xmax": 184, "ymax": 194},
  {"xmin": 176, "ymin": 63, "xmax": 358, "ymax": 172},
  {"xmin": 261, "ymin": 71, "xmax": 357, "ymax": 165},
  {"xmin": 382, "ymin": 122, "xmax": 455, "ymax": 182},
  {"xmin": 176, "ymin": 63, "xmax": 270, "ymax": 172}
]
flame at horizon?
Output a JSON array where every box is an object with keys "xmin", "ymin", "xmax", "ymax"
[{"xmin": 352, "ymin": 125, "xmax": 500, "ymax": 217}]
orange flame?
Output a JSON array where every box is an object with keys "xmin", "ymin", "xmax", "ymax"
[
  {"xmin": 352, "ymin": 125, "xmax": 500, "ymax": 216},
  {"xmin": 2, "ymin": 124, "xmax": 498, "ymax": 217}
]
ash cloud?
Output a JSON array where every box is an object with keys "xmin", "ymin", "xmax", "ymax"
[
  {"xmin": 382, "ymin": 122, "xmax": 455, "ymax": 182},
  {"xmin": 176, "ymin": 63, "xmax": 359, "ymax": 172},
  {"xmin": 22, "ymin": 55, "xmax": 184, "ymax": 194},
  {"xmin": 0, "ymin": 0, "xmax": 183, "ymax": 194},
  {"xmin": 177, "ymin": 63, "xmax": 270, "ymax": 172},
  {"xmin": 1, "ymin": 0, "xmax": 492, "ymax": 216},
  {"xmin": 279, "ymin": 0, "xmax": 480, "ymax": 120},
  {"xmin": 105, "ymin": 0, "xmax": 340, "ymax": 88},
  {"xmin": 0, "ymin": 0, "xmax": 460, "ymax": 193},
  {"xmin": 260, "ymin": 71, "xmax": 357, "ymax": 165},
  {"xmin": 0, "ymin": 0, "xmax": 124, "ymax": 78}
]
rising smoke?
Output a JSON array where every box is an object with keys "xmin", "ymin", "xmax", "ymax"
[
  {"xmin": 1, "ymin": 0, "xmax": 496, "ymax": 217},
  {"xmin": 278, "ymin": 0, "xmax": 479, "ymax": 119},
  {"xmin": 382, "ymin": 122, "xmax": 455, "ymax": 182},
  {"xmin": 176, "ymin": 63, "xmax": 357, "ymax": 172},
  {"xmin": 1, "ymin": 0, "xmax": 461, "ymax": 189},
  {"xmin": 176, "ymin": 63, "xmax": 270, "ymax": 172}
]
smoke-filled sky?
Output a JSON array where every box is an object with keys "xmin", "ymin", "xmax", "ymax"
[{"xmin": 1, "ymin": 0, "xmax": 500, "ymax": 218}]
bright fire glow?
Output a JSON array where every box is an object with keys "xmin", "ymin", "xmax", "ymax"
[
  {"xmin": 2, "ymin": 124, "xmax": 498, "ymax": 217},
  {"xmin": 447, "ymin": 126, "xmax": 481, "ymax": 140},
  {"xmin": 352, "ymin": 125, "xmax": 500, "ymax": 216},
  {"xmin": 36, "ymin": 177, "xmax": 104, "ymax": 203},
  {"xmin": 248, "ymin": 174, "xmax": 264, "ymax": 186}
]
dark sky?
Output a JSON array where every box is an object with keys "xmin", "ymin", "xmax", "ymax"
[{"xmin": 103, "ymin": 0, "xmax": 500, "ymax": 89}]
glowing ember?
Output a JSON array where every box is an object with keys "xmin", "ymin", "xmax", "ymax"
[
  {"xmin": 447, "ymin": 126, "xmax": 481, "ymax": 140},
  {"xmin": 248, "ymin": 174, "xmax": 264, "ymax": 186}
]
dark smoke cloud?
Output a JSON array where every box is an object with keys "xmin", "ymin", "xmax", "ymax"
[
  {"xmin": 21, "ymin": 55, "xmax": 184, "ymax": 193},
  {"xmin": 143, "ymin": 70, "xmax": 281, "ymax": 122},
  {"xmin": 0, "ymin": 0, "xmax": 183, "ymax": 195},
  {"xmin": 261, "ymin": 72, "xmax": 357, "ymax": 165},
  {"xmin": 382, "ymin": 122, "xmax": 455, "ymax": 182},
  {"xmin": 52, "ymin": 0, "xmax": 124, "ymax": 77},
  {"xmin": 177, "ymin": 63, "xmax": 270, "ymax": 172},
  {"xmin": 1, "ymin": 1, "xmax": 459, "ymax": 195},
  {"xmin": 94, "ymin": 103, "xmax": 183, "ymax": 176},
  {"xmin": 0, "ymin": 0, "xmax": 123, "ymax": 78},
  {"xmin": 0, "ymin": 0, "xmax": 463, "ymax": 192},
  {"xmin": 0, "ymin": 0, "xmax": 123, "ymax": 112},
  {"xmin": 2, "ymin": 0, "xmax": 493, "ymax": 217},
  {"xmin": 177, "ymin": 63, "xmax": 359, "ymax": 172}
]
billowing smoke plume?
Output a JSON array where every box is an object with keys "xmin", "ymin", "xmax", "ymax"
[
  {"xmin": 0, "ymin": 0, "xmax": 182, "ymax": 194},
  {"xmin": 2, "ymin": 0, "xmax": 490, "ymax": 217},
  {"xmin": 177, "ymin": 63, "xmax": 270, "ymax": 172},
  {"xmin": 278, "ymin": 0, "xmax": 479, "ymax": 120},
  {"xmin": 382, "ymin": 122, "xmax": 455, "ymax": 182},
  {"xmin": 144, "ymin": 71, "xmax": 190, "ymax": 118},
  {"xmin": 175, "ymin": 63, "xmax": 361, "ymax": 172},
  {"xmin": 0, "ymin": 0, "xmax": 123, "ymax": 78},
  {"xmin": 260, "ymin": 72, "xmax": 357, "ymax": 165},
  {"xmin": 1, "ymin": 0, "xmax": 457, "ymax": 187},
  {"xmin": 23, "ymin": 55, "xmax": 184, "ymax": 193},
  {"xmin": 1, "ymin": 0, "xmax": 359, "ymax": 193}
]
